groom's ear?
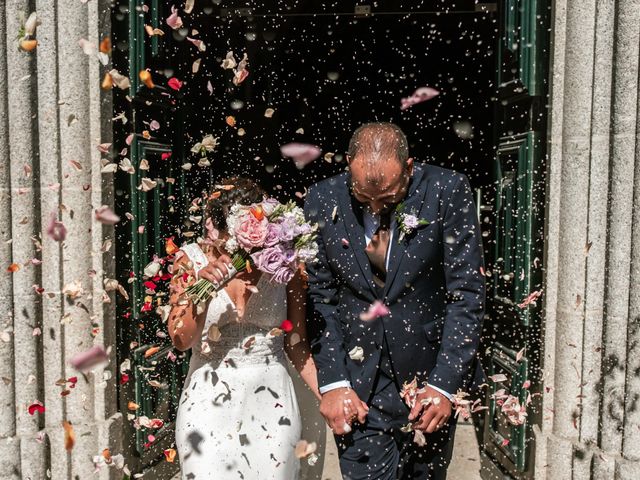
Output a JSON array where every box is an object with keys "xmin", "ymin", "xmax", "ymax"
[{"xmin": 406, "ymin": 157, "xmax": 414, "ymax": 174}]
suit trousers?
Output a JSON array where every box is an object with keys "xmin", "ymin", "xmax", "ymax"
[{"xmin": 335, "ymin": 333, "xmax": 457, "ymax": 479}]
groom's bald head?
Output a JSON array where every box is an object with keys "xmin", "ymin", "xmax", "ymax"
[
  {"xmin": 348, "ymin": 122, "xmax": 409, "ymax": 169},
  {"xmin": 347, "ymin": 122, "xmax": 413, "ymax": 214}
]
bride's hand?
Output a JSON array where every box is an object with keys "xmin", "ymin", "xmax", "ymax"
[{"xmin": 198, "ymin": 247, "xmax": 234, "ymax": 286}]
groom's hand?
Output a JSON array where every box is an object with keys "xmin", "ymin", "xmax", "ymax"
[
  {"xmin": 319, "ymin": 387, "xmax": 369, "ymax": 435},
  {"xmin": 408, "ymin": 385, "xmax": 452, "ymax": 434}
]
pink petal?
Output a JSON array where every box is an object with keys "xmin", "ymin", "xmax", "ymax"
[
  {"xmin": 46, "ymin": 212, "xmax": 67, "ymax": 242},
  {"xmin": 518, "ymin": 290, "xmax": 542, "ymax": 309},
  {"xmin": 400, "ymin": 87, "xmax": 440, "ymax": 110},
  {"xmin": 69, "ymin": 346, "xmax": 109, "ymax": 372},
  {"xmin": 280, "ymin": 143, "xmax": 322, "ymax": 168},
  {"xmin": 95, "ymin": 205, "xmax": 121, "ymax": 225},
  {"xmin": 359, "ymin": 300, "xmax": 390, "ymax": 321},
  {"xmin": 232, "ymin": 68, "xmax": 249, "ymax": 85},
  {"xmin": 166, "ymin": 6, "xmax": 183, "ymax": 30},
  {"xmin": 489, "ymin": 373, "xmax": 508, "ymax": 383},
  {"xmin": 97, "ymin": 143, "xmax": 112, "ymax": 153},
  {"xmin": 186, "ymin": 37, "xmax": 205, "ymax": 52}
]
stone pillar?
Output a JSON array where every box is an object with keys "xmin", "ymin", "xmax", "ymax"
[
  {"xmin": 0, "ymin": 1, "xmax": 119, "ymax": 477},
  {"xmin": 5, "ymin": 1, "xmax": 48, "ymax": 479},
  {"xmin": 0, "ymin": 1, "xmax": 20, "ymax": 477},
  {"xmin": 539, "ymin": 0, "xmax": 640, "ymax": 479}
]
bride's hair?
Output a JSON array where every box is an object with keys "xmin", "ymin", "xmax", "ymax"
[{"xmin": 204, "ymin": 176, "xmax": 266, "ymax": 231}]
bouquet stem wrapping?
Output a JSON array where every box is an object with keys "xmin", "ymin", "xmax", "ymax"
[{"xmin": 184, "ymin": 250, "xmax": 249, "ymax": 304}]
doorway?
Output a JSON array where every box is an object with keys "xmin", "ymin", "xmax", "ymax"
[{"xmin": 110, "ymin": 1, "xmax": 547, "ymax": 477}]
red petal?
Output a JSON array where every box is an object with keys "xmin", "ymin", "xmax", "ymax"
[
  {"xmin": 167, "ymin": 77, "xmax": 183, "ymax": 91},
  {"xmin": 28, "ymin": 403, "xmax": 45, "ymax": 415},
  {"xmin": 280, "ymin": 319, "xmax": 294, "ymax": 333}
]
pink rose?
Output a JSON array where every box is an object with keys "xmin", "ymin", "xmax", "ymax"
[{"xmin": 234, "ymin": 213, "xmax": 268, "ymax": 251}]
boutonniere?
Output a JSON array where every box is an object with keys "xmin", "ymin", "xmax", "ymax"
[{"xmin": 395, "ymin": 202, "xmax": 429, "ymax": 242}]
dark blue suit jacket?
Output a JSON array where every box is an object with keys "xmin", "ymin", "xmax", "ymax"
[{"xmin": 304, "ymin": 163, "xmax": 486, "ymax": 401}]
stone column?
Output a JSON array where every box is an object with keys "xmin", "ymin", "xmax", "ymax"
[
  {"xmin": 0, "ymin": 1, "xmax": 118, "ymax": 477},
  {"xmin": 5, "ymin": 1, "xmax": 47, "ymax": 479},
  {"xmin": 596, "ymin": 0, "xmax": 640, "ymax": 477},
  {"xmin": 540, "ymin": 1, "xmax": 640, "ymax": 479},
  {"xmin": 0, "ymin": 1, "xmax": 19, "ymax": 476}
]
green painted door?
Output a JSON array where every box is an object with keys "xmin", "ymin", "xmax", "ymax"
[
  {"xmin": 480, "ymin": 1, "xmax": 549, "ymax": 478},
  {"xmin": 112, "ymin": 0, "xmax": 189, "ymax": 475}
]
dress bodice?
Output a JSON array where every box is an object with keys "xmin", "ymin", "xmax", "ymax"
[{"xmin": 179, "ymin": 243, "xmax": 288, "ymax": 364}]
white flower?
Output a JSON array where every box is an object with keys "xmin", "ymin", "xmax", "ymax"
[
  {"xmin": 225, "ymin": 237, "xmax": 238, "ymax": 253},
  {"xmin": 191, "ymin": 135, "xmax": 219, "ymax": 154},
  {"xmin": 348, "ymin": 346, "xmax": 364, "ymax": 362}
]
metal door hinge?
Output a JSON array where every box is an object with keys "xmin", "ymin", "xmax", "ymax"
[
  {"xmin": 475, "ymin": 3, "xmax": 497, "ymax": 12},
  {"xmin": 354, "ymin": 5, "xmax": 371, "ymax": 16}
]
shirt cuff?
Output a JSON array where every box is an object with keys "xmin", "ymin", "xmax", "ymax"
[
  {"xmin": 429, "ymin": 384, "xmax": 455, "ymax": 402},
  {"xmin": 319, "ymin": 380, "xmax": 352, "ymax": 395}
]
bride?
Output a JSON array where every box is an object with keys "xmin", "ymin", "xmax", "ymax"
[{"xmin": 168, "ymin": 177, "xmax": 322, "ymax": 480}]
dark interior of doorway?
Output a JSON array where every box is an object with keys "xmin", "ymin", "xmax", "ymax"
[{"xmin": 153, "ymin": 0, "xmax": 498, "ymax": 199}]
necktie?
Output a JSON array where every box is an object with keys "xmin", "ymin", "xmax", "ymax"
[{"xmin": 365, "ymin": 212, "xmax": 391, "ymax": 287}]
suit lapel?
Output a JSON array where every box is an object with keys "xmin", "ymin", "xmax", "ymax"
[
  {"xmin": 383, "ymin": 165, "xmax": 428, "ymax": 299},
  {"xmin": 337, "ymin": 179, "xmax": 377, "ymax": 295}
]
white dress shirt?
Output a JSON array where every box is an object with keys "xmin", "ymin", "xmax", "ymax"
[{"xmin": 318, "ymin": 209, "xmax": 453, "ymax": 402}]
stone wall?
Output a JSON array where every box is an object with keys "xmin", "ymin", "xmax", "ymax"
[
  {"xmin": 537, "ymin": 0, "xmax": 640, "ymax": 478},
  {"xmin": 0, "ymin": 1, "xmax": 120, "ymax": 478}
]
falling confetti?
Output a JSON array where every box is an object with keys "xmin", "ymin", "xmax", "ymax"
[{"xmin": 400, "ymin": 86, "xmax": 439, "ymax": 110}]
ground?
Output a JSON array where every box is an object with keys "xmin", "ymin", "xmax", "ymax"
[
  {"xmin": 171, "ymin": 419, "xmax": 481, "ymax": 479},
  {"xmin": 321, "ymin": 419, "xmax": 482, "ymax": 479}
]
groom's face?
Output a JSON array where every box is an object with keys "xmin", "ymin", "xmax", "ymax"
[{"xmin": 349, "ymin": 156, "xmax": 413, "ymax": 215}]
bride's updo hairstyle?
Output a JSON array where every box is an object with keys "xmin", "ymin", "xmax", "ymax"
[{"xmin": 204, "ymin": 176, "xmax": 266, "ymax": 232}]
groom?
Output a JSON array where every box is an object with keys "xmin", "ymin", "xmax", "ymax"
[{"xmin": 304, "ymin": 122, "xmax": 486, "ymax": 479}]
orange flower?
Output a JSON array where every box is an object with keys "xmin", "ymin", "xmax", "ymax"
[
  {"xmin": 164, "ymin": 448, "xmax": 177, "ymax": 463},
  {"xmin": 165, "ymin": 238, "xmax": 179, "ymax": 255},
  {"xmin": 102, "ymin": 448, "xmax": 112, "ymax": 461},
  {"xmin": 128, "ymin": 401, "xmax": 139, "ymax": 411},
  {"xmin": 250, "ymin": 205, "xmax": 264, "ymax": 221},
  {"xmin": 63, "ymin": 421, "xmax": 75, "ymax": 451},
  {"xmin": 19, "ymin": 39, "xmax": 38, "ymax": 52},
  {"xmin": 144, "ymin": 345, "xmax": 159, "ymax": 358},
  {"xmin": 99, "ymin": 37, "xmax": 112, "ymax": 54},
  {"xmin": 139, "ymin": 69, "xmax": 155, "ymax": 88},
  {"xmin": 7, "ymin": 263, "xmax": 20, "ymax": 273},
  {"xmin": 209, "ymin": 191, "xmax": 221, "ymax": 200},
  {"xmin": 225, "ymin": 116, "xmax": 236, "ymax": 127},
  {"xmin": 101, "ymin": 72, "xmax": 113, "ymax": 90}
]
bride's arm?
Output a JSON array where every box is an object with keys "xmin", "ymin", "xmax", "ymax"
[
  {"xmin": 167, "ymin": 254, "xmax": 206, "ymax": 351},
  {"xmin": 285, "ymin": 265, "xmax": 321, "ymax": 401}
]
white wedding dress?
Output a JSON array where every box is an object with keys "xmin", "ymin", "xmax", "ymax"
[{"xmin": 175, "ymin": 243, "xmax": 304, "ymax": 479}]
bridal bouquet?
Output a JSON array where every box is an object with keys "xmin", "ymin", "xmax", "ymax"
[{"xmin": 185, "ymin": 197, "xmax": 318, "ymax": 304}]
